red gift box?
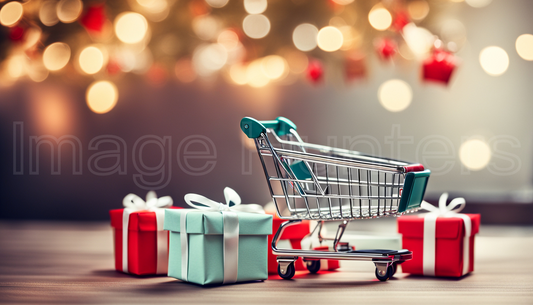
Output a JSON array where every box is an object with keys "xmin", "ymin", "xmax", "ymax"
[
  {"xmin": 398, "ymin": 213, "xmax": 480, "ymax": 277},
  {"xmin": 268, "ymin": 214, "xmax": 310, "ymax": 274},
  {"xmin": 110, "ymin": 207, "xmax": 180, "ymax": 275},
  {"xmin": 268, "ymin": 215, "xmax": 343, "ymax": 274}
]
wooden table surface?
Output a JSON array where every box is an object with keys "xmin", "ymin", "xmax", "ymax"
[{"xmin": 1, "ymin": 220, "xmax": 532, "ymax": 305}]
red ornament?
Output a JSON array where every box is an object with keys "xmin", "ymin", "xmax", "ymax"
[
  {"xmin": 106, "ymin": 60, "xmax": 121, "ymax": 75},
  {"xmin": 345, "ymin": 52, "xmax": 366, "ymax": 82},
  {"xmin": 422, "ymin": 50, "xmax": 457, "ymax": 85},
  {"xmin": 189, "ymin": 0, "xmax": 211, "ymax": 17},
  {"xmin": 80, "ymin": 5, "xmax": 106, "ymax": 33},
  {"xmin": 392, "ymin": 11, "xmax": 410, "ymax": 32},
  {"xmin": 375, "ymin": 38, "xmax": 397, "ymax": 60},
  {"xmin": 9, "ymin": 26, "xmax": 25, "ymax": 42},
  {"xmin": 147, "ymin": 64, "xmax": 168, "ymax": 87},
  {"xmin": 306, "ymin": 59, "xmax": 323, "ymax": 84}
]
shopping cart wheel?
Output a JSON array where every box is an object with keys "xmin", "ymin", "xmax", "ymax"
[
  {"xmin": 390, "ymin": 262, "xmax": 397, "ymax": 277},
  {"xmin": 306, "ymin": 260, "xmax": 321, "ymax": 274},
  {"xmin": 278, "ymin": 263, "xmax": 295, "ymax": 280},
  {"xmin": 375, "ymin": 265, "xmax": 394, "ymax": 282}
]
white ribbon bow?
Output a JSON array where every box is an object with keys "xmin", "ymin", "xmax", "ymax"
[
  {"xmin": 180, "ymin": 187, "xmax": 264, "ymax": 284},
  {"xmin": 420, "ymin": 193, "xmax": 472, "ymax": 276},
  {"xmin": 122, "ymin": 191, "xmax": 173, "ymax": 274}
]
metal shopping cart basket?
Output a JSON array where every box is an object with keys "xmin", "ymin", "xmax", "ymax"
[{"xmin": 240, "ymin": 116, "xmax": 431, "ymax": 281}]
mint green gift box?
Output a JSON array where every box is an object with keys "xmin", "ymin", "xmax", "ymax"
[{"xmin": 164, "ymin": 209, "xmax": 272, "ymax": 285}]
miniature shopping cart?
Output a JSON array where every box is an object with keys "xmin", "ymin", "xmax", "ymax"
[{"xmin": 240, "ymin": 117, "xmax": 431, "ymax": 281}]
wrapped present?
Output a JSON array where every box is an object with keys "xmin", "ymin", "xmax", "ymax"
[
  {"xmin": 398, "ymin": 193, "xmax": 480, "ymax": 277},
  {"xmin": 110, "ymin": 191, "xmax": 178, "ymax": 275},
  {"xmin": 268, "ymin": 213, "xmax": 310, "ymax": 274},
  {"xmin": 164, "ymin": 188, "xmax": 272, "ymax": 285}
]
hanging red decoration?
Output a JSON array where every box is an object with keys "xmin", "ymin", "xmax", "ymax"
[
  {"xmin": 422, "ymin": 49, "xmax": 457, "ymax": 85},
  {"xmin": 306, "ymin": 59, "xmax": 324, "ymax": 84},
  {"xmin": 375, "ymin": 38, "xmax": 397, "ymax": 60},
  {"xmin": 392, "ymin": 11, "xmax": 410, "ymax": 32},
  {"xmin": 345, "ymin": 52, "xmax": 366, "ymax": 82},
  {"xmin": 189, "ymin": 0, "xmax": 211, "ymax": 17},
  {"xmin": 80, "ymin": 5, "xmax": 106, "ymax": 33},
  {"xmin": 9, "ymin": 26, "xmax": 25, "ymax": 42},
  {"xmin": 106, "ymin": 60, "xmax": 121, "ymax": 75}
]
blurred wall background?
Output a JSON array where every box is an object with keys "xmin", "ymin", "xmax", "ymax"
[{"xmin": 0, "ymin": 0, "xmax": 532, "ymax": 221}]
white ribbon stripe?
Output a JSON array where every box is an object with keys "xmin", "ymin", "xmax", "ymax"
[
  {"xmin": 419, "ymin": 193, "xmax": 472, "ymax": 276},
  {"xmin": 121, "ymin": 191, "xmax": 173, "ymax": 274},
  {"xmin": 181, "ymin": 187, "xmax": 264, "ymax": 284}
]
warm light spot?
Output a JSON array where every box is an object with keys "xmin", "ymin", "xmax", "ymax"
[
  {"xmin": 479, "ymin": 46, "xmax": 509, "ymax": 76},
  {"xmin": 43, "ymin": 42, "xmax": 71, "ymax": 71},
  {"xmin": 516, "ymin": 34, "xmax": 533, "ymax": 61},
  {"xmin": 31, "ymin": 87, "xmax": 73, "ymax": 135},
  {"xmin": 175, "ymin": 58, "xmax": 196, "ymax": 83},
  {"xmin": 137, "ymin": 0, "xmax": 162, "ymax": 9},
  {"xmin": 131, "ymin": 49, "xmax": 153, "ymax": 74},
  {"xmin": 135, "ymin": 0, "xmax": 169, "ymax": 22},
  {"xmin": 0, "ymin": 1, "xmax": 23, "ymax": 27},
  {"xmin": 86, "ymin": 81, "xmax": 118, "ymax": 114},
  {"xmin": 459, "ymin": 139, "xmax": 491, "ymax": 170},
  {"xmin": 402, "ymin": 23, "xmax": 435, "ymax": 57},
  {"xmin": 229, "ymin": 64, "xmax": 248, "ymax": 85},
  {"xmin": 368, "ymin": 6, "xmax": 392, "ymax": 31},
  {"xmin": 408, "ymin": 0, "xmax": 429, "ymax": 21},
  {"xmin": 317, "ymin": 26, "xmax": 343, "ymax": 52},
  {"xmin": 137, "ymin": 0, "xmax": 168, "ymax": 13},
  {"xmin": 206, "ymin": 0, "xmax": 229, "ymax": 8},
  {"xmin": 292, "ymin": 23, "xmax": 318, "ymax": 52},
  {"xmin": 398, "ymin": 42, "xmax": 415, "ymax": 60},
  {"xmin": 339, "ymin": 26, "xmax": 359, "ymax": 50},
  {"xmin": 244, "ymin": 0, "xmax": 267, "ymax": 14},
  {"xmin": 440, "ymin": 20, "xmax": 467, "ymax": 51},
  {"xmin": 284, "ymin": 50, "xmax": 308, "ymax": 74},
  {"xmin": 218, "ymin": 30, "xmax": 240, "ymax": 50},
  {"xmin": 23, "ymin": 27, "xmax": 43, "ymax": 50},
  {"xmin": 246, "ymin": 60, "xmax": 269, "ymax": 87},
  {"xmin": 79, "ymin": 46, "xmax": 105, "ymax": 74},
  {"xmin": 114, "ymin": 12, "xmax": 148, "ymax": 44},
  {"xmin": 329, "ymin": 16, "xmax": 347, "ymax": 28},
  {"xmin": 192, "ymin": 43, "xmax": 228, "ymax": 76},
  {"xmin": 39, "ymin": 0, "xmax": 59, "ymax": 26},
  {"xmin": 57, "ymin": 0, "xmax": 82, "ymax": 23},
  {"xmin": 28, "ymin": 60, "xmax": 49, "ymax": 82},
  {"xmin": 332, "ymin": 0, "xmax": 354, "ymax": 5},
  {"xmin": 378, "ymin": 79, "xmax": 412, "ymax": 112},
  {"xmin": 192, "ymin": 15, "xmax": 220, "ymax": 41},
  {"xmin": 261, "ymin": 55, "xmax": 287, "ymax": 80},
  {"xmin": 465, "ymin": 0, "xmax": 492, "ymax": 8},
  {"xmin": 242, "ymin": 14, "xmax": 270, "ymax": 39},
  {"xmin": 7, "ymin": 55, "xmax": 25, "ymax": 78}
]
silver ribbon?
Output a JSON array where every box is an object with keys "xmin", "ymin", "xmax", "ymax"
[
  {"xmin": 122, "ymin": 191, "xmax": 173, "ymax": 274},
  {"xmin": 181, "ymin": 187, "xmax": 264, "ymax": 284},
  {"xmin": 419, "ymin": 193, "xmax": 472, "ymax": 276}
]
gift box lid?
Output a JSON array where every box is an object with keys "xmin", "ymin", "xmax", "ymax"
[
  {"xmin": 110, "ymin": 207, "xmax": 180, "ymax": 231},
  {"xmin": 164, "ymin": 209, "xmax": 272, "ymax": 235},
  {"xmin": 398, "ymin": 214, "xmax": 480, "ymax": 239}
]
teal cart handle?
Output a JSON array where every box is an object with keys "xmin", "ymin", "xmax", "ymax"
[
  {"xmin": 398, "ymin": 169, "xmax": 431, "ymax": 213},
  {"xmin": 240, "ymin": 117, "xmax": 297, "ymax": 138}
]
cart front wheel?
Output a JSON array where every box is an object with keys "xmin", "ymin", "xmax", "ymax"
[
  {"xmin": 278, "ymin": 263, "xmax": 295, "ymax": 280},
  {"xmin": 306, "ymin": 260, "xmax": 321, "ymax": 274},
  {"xmin": 375, "ymin": 265, "xmax": 394, "ymax": 282},
  {"xmin": 390, "ymin": 262, "xmax": 397, "ymax": 277}
]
